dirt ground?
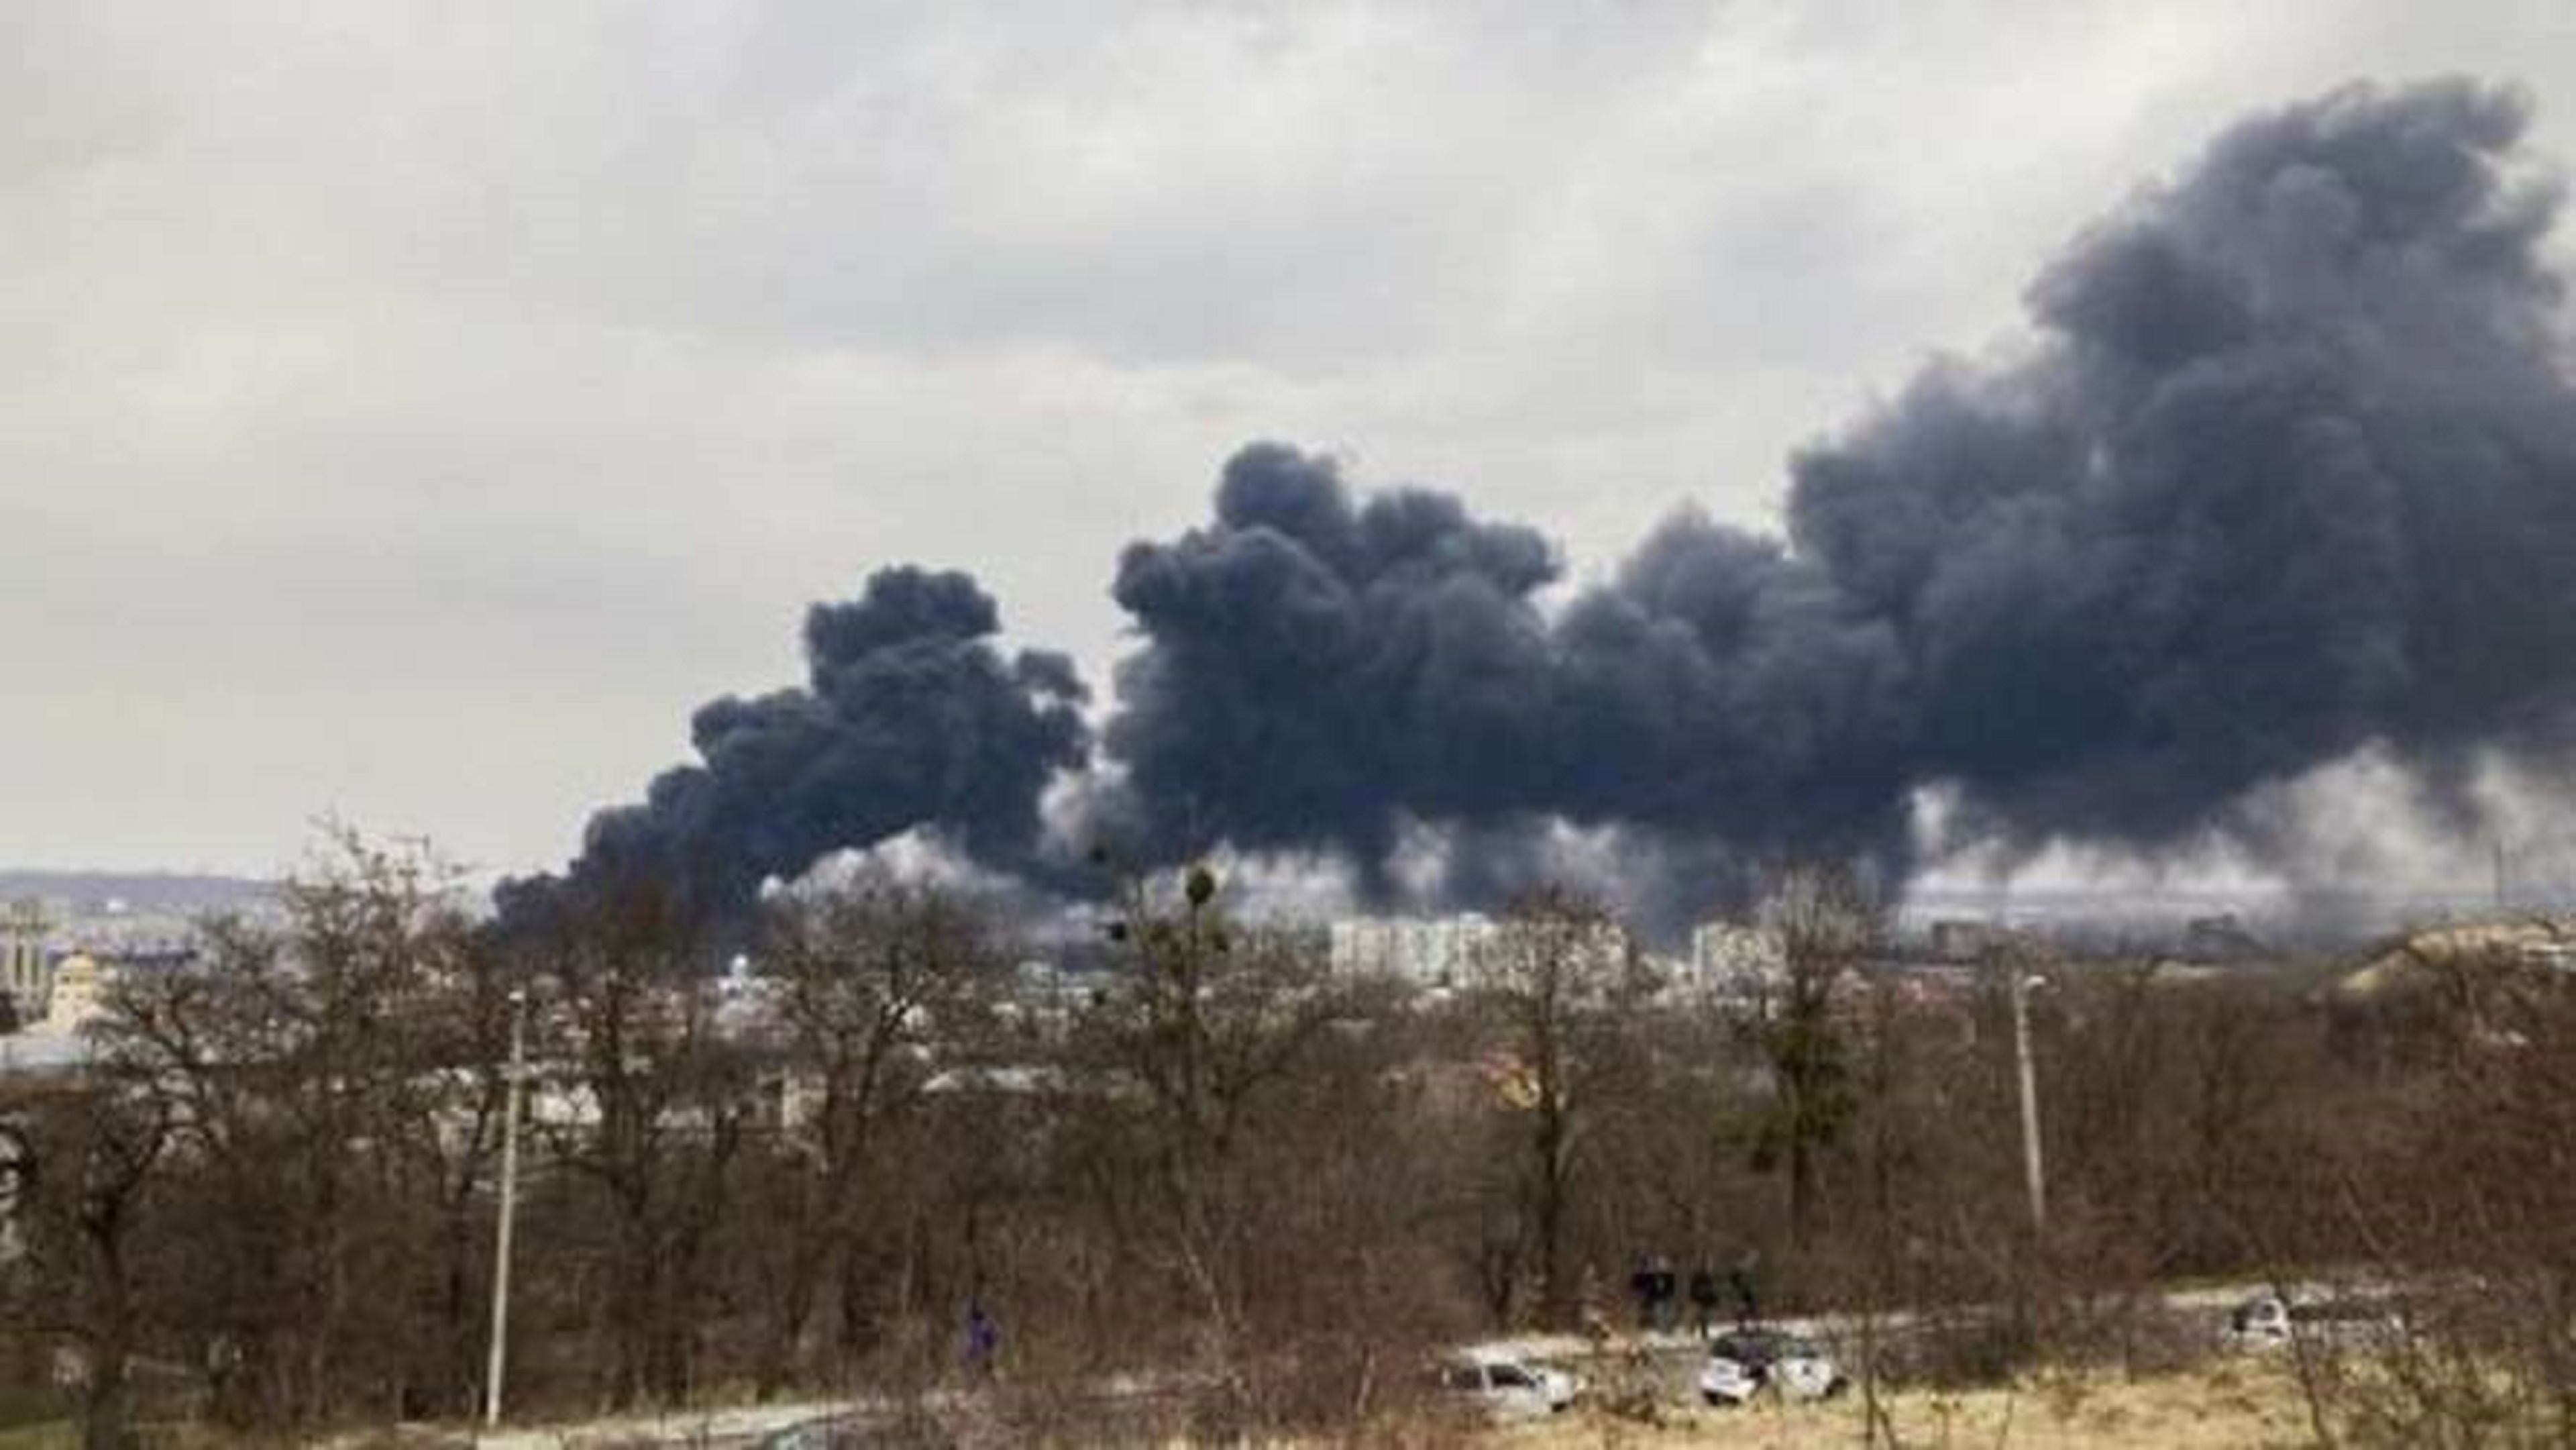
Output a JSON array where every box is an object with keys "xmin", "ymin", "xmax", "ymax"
[{"xmin": 1489, "ymin": 1361, "xmax": 2322, "ymax": 1448}]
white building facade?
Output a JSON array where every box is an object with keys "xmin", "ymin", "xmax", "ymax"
[
  {"xmin": 1332, "ymin": 911, "xmax": 1642, "ymax": 992},
  {"xmin": 1330, "ymin": 913, "xmax": 1497, "ymax": 987},
  {"xmin": 1689, "ymin": 921, "xmax": 1788, "ymax": 1006}
]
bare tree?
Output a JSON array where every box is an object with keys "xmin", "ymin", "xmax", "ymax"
[
  {"xmin": 104, "ymin": 829, "xmax": 494, "ymax": 1427},
  {"xmin": 755, "ymin": 870, "xmax": 1000, "ymax": 1382},
  {"xmin": 0, "ymin": 1070, "xmax": 172, "ymax": 1450},
  {"xmin": 1466, "ymin": 886, "xmax": 1642, "ymax": 1327},
  {"xmin": 1071, "ymin": 862, "xmax": 1351, "ymax": 1400},
  {"xmin": 525, "ymin": 881, "xmax": 752, "ymax": 1408},
  {"xmin": 1751, "ymin": 860, "xmax": 1884, "ymax": 1251}
]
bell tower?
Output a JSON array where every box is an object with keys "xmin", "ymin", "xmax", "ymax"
[{"xmin": 1, "ymin": 899, "xmax": 50, "ymax": 1023}]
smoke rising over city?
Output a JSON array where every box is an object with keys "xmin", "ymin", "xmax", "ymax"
[
  {"xmin": 512, "ymin": 79, "xmax": 2576, "ymax": 937},
  {"xmin": 495, "ymin": 568, "xmax": 1090, "ymax": 933}
]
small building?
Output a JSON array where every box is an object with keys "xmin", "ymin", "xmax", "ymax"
[
  {"xmin": 40, "ymin": 952, "xmax": 115, "ymax": 1035},
  {"xmin": 2, "ymin": 900, "xmax": 50, "ymax": 1023},
  {"xmin": 1329, "ymin": 913, "xmax": 1498, "ymax": 988},
  {"xmin": 1690, "ymin": 921, "xmax": 1786, "ymax": 1004},
  {"xmin": 1927, "ymin": 919, "xmax": 2007, "ymax": 963}
]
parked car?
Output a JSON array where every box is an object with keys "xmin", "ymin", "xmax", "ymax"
[
  {"xmin": 2221, "ymin": 1293, "xmax": 2408, "ymax": 1352},
  {"xmin": 1434, "ymin": 1349, "xmax": 1582, "ymax": 1419},
  {"xmin": 756, "ymin": 1414, "xmax": 867, "ymax": 1450},
  {"xmin": 1699, "ymin": 1328, "xmax": 1844, "ymax": 1406}
]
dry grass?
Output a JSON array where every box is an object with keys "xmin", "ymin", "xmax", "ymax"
[{"xmin": 1487, "ymin": 1361, "xmax": 2318, "ymax": 1449}]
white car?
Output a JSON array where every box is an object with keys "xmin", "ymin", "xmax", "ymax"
[
  {"xmin": 1436, "ymin": 1350, "xmax": 1582, "ymax": 1420},
  {"xmin": 1699, "ymin": 1329, "xmax": 1845, "ymax": 1406},
  {"xmin": 756, "ymin": 1414, "xmax": 865, "ymax": 1449},
  {"xmin": 2221, "ymin": 1294, "xmax": 2407, "ymax": 1352}
]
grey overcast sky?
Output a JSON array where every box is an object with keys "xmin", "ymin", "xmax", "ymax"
[{"xmin": 7, "ymin": 1, "xmax": 2576, "ymax": 879}]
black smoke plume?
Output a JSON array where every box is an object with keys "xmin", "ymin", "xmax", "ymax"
[
  {"xmin": 519, "ymin": 79, "xmax": 2576, "ymax": 937},
  {"xmin": 1789, "ymin": 76, "xmax": 2576, "ymax": 851},
  {"xmin": 1104, "ymin": 79, "xmax": 2576, "ymax": 909},
  {"xmin": 497, "ymin": 567, "xmax": 1087, "ymax": 937},
  {"xmin": 1105, "ymin": 446, "xmax": 1915, "ymax": 906}
]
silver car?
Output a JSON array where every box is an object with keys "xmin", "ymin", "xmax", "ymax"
[
  {"xmin": 1699, "ymin": 1329, "xmax": 1845, "ymax": 1406},
  {"xmin": 1436, "ymin": 1350, "xmax": 1582, "ymax": 1420}
]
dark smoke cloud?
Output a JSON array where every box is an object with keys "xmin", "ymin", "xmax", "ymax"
[
  {"xmin": 1790, "ymin": 76, "xmax": 2576, "ymax": 851},
  {"xmin": 1105, "ymin": 79, "xmax": 2576, "ymax": 915},
  {"xmin": 523, "ymin": 79, "xmax": 2576, "ymax": 938},
  {"xmin": 1105, "ymin": 442, "xmax": 1564, "ymax": 880},
  {"xmin": 1103, "ymin": 445, "xmax": 1914, "ymax": 908},
  {"xmin": 499, "ymin": 566, "xmax": 1087, "ymax": 935}
]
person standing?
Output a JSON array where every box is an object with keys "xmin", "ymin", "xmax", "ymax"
[
  {"xmin": 964, "ymin": 1300, "xmax": 1001, "ymax": 1379},
  {"xmin": 1577, "ymin": 1263, "xmax": 1613, "ymax": 1352},
  {"xmin": 1688, "ymin": 1265, "xmax": 1721, "ymax": 1339},
  {"xmin": 1648, "ymin": 1254, "xmax": 1677, "ymax": 1334}
]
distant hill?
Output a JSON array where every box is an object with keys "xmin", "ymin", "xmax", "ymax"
[{"xmin": 0, "ymin": 870, "xmax": 274, "ymax": 914}]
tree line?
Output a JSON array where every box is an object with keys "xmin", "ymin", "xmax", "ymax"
[{"xmin": 4, "ymin": 832, "xmax": 2573, "ymax": 1446}]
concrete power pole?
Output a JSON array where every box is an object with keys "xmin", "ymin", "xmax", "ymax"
[
  {"xmin": 485, "ymin": 988, "xmax": 530, "ymax": 1428},
  {"xmin": 2010, "ymin": 967, "xmax": 2047, "ymax": 1234}
]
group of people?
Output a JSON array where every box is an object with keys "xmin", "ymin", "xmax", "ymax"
[{"xmin": 1629, "ymin": 1252, "xmax": 1760, "ymax": 1338}]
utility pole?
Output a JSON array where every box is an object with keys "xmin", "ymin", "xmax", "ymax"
[
  {"xmin": 485, "ymin": 988, "xmax": 529, "ymax": 1429},
  {"xmin": 2010, "ymin": 966, "xmax": 2046, "ymax": 1234}
]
